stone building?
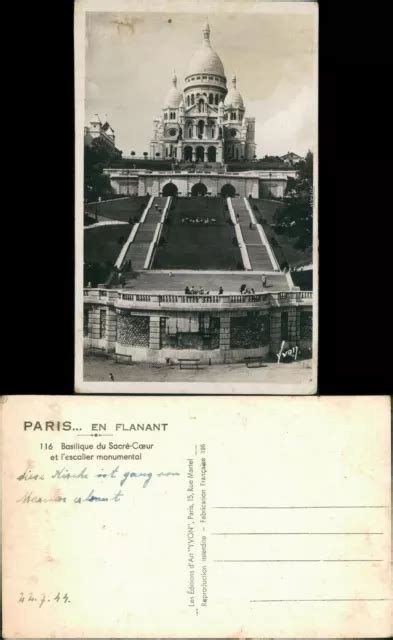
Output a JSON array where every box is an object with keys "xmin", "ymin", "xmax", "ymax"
[
  {"xmin": 280, "ymin": 151, "xmax": 304, "ymax": 167},
  {"xmin": 104, "ymin": 166, "xmax": 297, "ymax": 198},
  {"xmin": 84, "ymin": 114, "xmax": 119, "ymax": 153},
  {"xmin": 84, "ymin": 289, "xmax": 313, "ymax": 364},
  {"xmin": 150, "ymin": 21, "xmax": 256, "ymax": 163}
]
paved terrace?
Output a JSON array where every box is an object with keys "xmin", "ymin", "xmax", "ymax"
[
  {"xmin": 84, "ymin": 355, "xmax": 312, "ymax": 385},
  {"xmin": 122, "ymin": 270, "xmax": 290, "ymax": 293}
]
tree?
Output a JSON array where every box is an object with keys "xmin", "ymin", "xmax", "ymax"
[
  {"xmin": 285, "ymin": 176, "xmax": 297, "ymax": 196},
  {"xmin": 155, "ymin": 152, "xmax": 160, "ymax": 158},
  {"xmin": 130, "ymin": 151, "xmax": 135, "ymax": 157},
  {"xmin": 143, "ymin": 152, "xmax": 148, "ymax": 159},
  {"xmin": 274, "ymin": 150, "xmax": 313, "ymax": 252},
  {"xmin": 84, "ymin": 142, "xmax": 115, "ymax": 202}
]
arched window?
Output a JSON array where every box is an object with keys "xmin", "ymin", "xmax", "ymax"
[
  {"xmin": 207, "ymin": 146, "xmax": 216, "ymax": 162},
  {"xmin": 231, "ymin": 112, "xmax": 236, "ymax": 120},
  {"xmin": 184, "ymin": 146, "xmax": 193, "ymax": 161},
  {"xmin": 198, "ymin": 99, "xmax": 204, "ymax": 113},
  {"xmin": 191, "ymin": 94, "xmax": 195, "ymax": 105},
  {"xmin": 211, "ymin": 126, "xmax": 215, "ymax": 138},
  {"xmin": 188, "ymin": 127, "xmax": 192, "ymax": 137},
  {"xmin": 164, "ymin": 112, "xmax": 168, "ymax": 119},
  {"xmin": 187, "ymin": 95, "xmax": 190, "ymax": 106},
  {"xmin": 209, "ymin": 93, "xmax": 213, "ymax": 104},
  {"xmin": 215, "ymin": 94, "xmax": 219, "ymax": 105}
]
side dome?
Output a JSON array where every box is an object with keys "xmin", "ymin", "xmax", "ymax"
[
  {"xmin": 224, "ymin": 74, "xmax": 244, "ymax": 108},
  {"xmin": 164, "ymin": 72, "xmax": 182, "ymax": 108},
  {"xmin": 186, "ymin": 22, "xmax": 225, "ymax": 78}
]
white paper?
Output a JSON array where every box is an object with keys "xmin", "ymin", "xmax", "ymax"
[{"xmin": 1, "ymin": 395, "xmax": 391, "ymax": 637}]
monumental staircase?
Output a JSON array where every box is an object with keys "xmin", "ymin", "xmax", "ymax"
[
  {"xmin": 230, "ymin": 197, "xmax": 277, "ymax": 271},
  {"xmin": 118, "ymin": 197, "xmax": 169, "ymax": 270}
]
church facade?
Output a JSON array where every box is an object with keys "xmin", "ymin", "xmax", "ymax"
[{"xmin": 150, "ymin": 22, "xmax": 256, "ymax": 163}]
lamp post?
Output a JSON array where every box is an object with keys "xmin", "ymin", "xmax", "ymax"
[{"xmin": 269, "ymin": 171, "xmax": 272, "ymax": 198}]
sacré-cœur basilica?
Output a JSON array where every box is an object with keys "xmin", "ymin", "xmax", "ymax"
[{"xmin": 150, "ymin": 21, "xmax": 256, "ymax": 164}]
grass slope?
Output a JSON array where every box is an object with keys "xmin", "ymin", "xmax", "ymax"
[
  {"xmin": 85, "ymin": 196, "xmax": 149, "ymax": 222},
  {"xmin": 153, "ymin": 197, "xmax": 243, "ymax": 270}
]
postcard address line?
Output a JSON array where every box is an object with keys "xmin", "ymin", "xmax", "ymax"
[
  {"xmin": 213, "ymin": 505, "xmax": 389, "ymax": 509},
  {"xmin": 210, "ymin": 504, "xmax": 389, "ymax": 600},
  {"xmin": 211, "ymin": 504, "xmax": 387, "ymax": 537}
]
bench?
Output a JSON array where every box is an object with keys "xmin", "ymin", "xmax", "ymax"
[
  {"xmin": 178, "ymin": 358, "xmax": 202, "ymax": 370},
  {"xmin": 114, "ymin": 353, "xmax": 132, "ymax": 364},
  {"xmin": 243, "ymin": 356, "xmax": 264, "ymax": 368},
  {"xmin": 88, "ymin": 347, "xmax": 108, "ymax": 358}
]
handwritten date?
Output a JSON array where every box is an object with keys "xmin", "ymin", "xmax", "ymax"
[{"xmin": 18, "ymin": 591, "xmax": 71, "ymax": 607}]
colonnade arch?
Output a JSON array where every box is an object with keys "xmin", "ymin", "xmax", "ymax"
[
  {"xmin": 162, "ymin": 182, "xmax": 178, "ymax": 196},
  {"xmin": 191, "ymin": 182, "xmax": 208, "ymax": 196}
]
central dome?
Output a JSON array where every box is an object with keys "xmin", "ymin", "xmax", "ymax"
[{"xmin": 186, "ymin": 22, "xmax": 225, "ymax": 78}]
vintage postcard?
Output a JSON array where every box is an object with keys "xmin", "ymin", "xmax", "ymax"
[
  {"xmin": 1, "ymin": 395, "xmax": 391, "ymax": 638},
  {"xmin": 75, "ymin": 0, "xmax": 318, "ymax": 393}
]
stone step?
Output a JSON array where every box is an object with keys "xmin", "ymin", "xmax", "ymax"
[
  {"xmin": 241, "ymin": 227, "xmax": 260, "ymax": 243},
  {"xmin": 247, "ymin": 245, "xmax": 273, "ymax": 271},
  {"xmin": 123, "ymin": 242, "xmax": 151, "ymax": 269}
]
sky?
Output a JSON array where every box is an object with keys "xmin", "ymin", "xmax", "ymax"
[{"xmin": 85, "ymin": 10, "xmax": 317, "ymax": 157}]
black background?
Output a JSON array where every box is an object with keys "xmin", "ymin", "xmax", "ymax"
[{"xmin": 2, "ymin": 1, "xmax": 392, "ymax": 395}]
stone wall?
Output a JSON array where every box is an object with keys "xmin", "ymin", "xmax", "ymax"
[
  {"xmin": 160, "ymin": 314, "xmax": 220, "ymax": 350},
  {"xmin": 137, "ymin": 174, "xmax": 259, "ymax": 198},
  {"xmin": 83, "ymin": 305, "xmax": 107, "ymax": 350},
  {"xmin": 299, "ymin": 310, "xmax": 312, "ymax": 339},
  {"xmin": 107, "ymin": 169, "xmax": 291, "ymax": 199},
  {"xmin": 83, "ymin": 302, "xmax": 313, "ymax": 363},
  {"xmin": 259, "ymin": 179, "xmax": 285, "ymax": 198},
  {"xmin": 109, "ymin": 177, "xmax": 139, "ymax": 196},
  {"xmin": 230, "ymin": 312, "xmax": 269, "ymax": 349},
  {"xmin": 117, "ymin": 313, "xmax": 150, "ymax": 347}
]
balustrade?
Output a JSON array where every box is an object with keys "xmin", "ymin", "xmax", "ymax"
[{"xmin": 83, "ymin": 288, "xmax": 312, "ymax": 308}]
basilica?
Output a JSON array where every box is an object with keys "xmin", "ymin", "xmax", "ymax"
[{"xmin": 150, "ymin": 21, "xmax": 256, "ymax": 163}]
